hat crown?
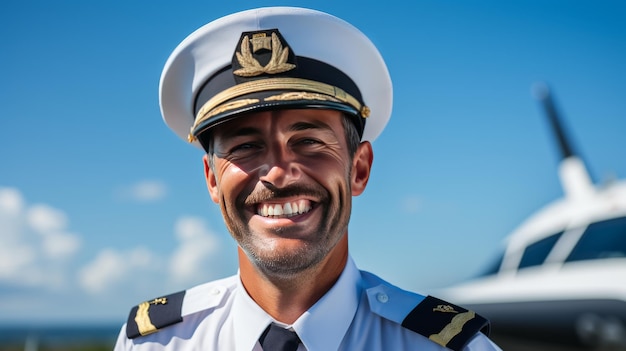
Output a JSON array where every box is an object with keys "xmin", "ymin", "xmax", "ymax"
[{"xmin": 159, "ymin": 7, "xmax": 392, "ymax": 149}]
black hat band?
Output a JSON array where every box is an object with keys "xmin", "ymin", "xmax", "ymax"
[{"xmin": 190, "ymin": 77, "xmax": 369, "ymax": 141}]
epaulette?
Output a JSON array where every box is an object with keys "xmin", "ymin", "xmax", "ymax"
[
  {"xmin": 126, "ymin": 290, "xmax": 186, "ymax": 339},
  {"xmin": 401, "ymin": 295, "xmax": 490, "ymax": 351}
]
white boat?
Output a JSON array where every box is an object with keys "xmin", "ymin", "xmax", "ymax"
[{"xmin": 439, "ymin": 83, "xmax": 626, "ymax": 350}]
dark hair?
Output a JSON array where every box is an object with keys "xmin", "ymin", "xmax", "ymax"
[{"xmin": 341, "ymin": 113, "xmax": 361, "ymax": 157}]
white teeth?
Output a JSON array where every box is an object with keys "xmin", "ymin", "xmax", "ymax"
[
  {"xmin": 273, "ymin": 204, "xmax": 283, "ymax": 216},
  {"xmin": 301, "ymin": 202, "xmax": 311, "ymax": 214},
  {"xmin": 284, "ymin": 202, "xmax": 293, "ymax": 215},
  {"xmin": 257, "ymin": 200, "xmax": 312, "ymax": 218}
]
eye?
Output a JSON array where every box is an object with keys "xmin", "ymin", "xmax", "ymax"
[
  {"xmin": 230, "ymin": 142, "xmax": 261, "ymax": 153},
  {"xmin": 295, "ymin": 138, "xmax": 322, "ymax": 146},
  {"xmin": 220, "ymin": 142, "xmax": 264, "ymax": 161}
]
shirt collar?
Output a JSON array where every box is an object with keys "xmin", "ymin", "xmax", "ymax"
[
  {"xmin": 232, "ymin": 257, "xmax": 362, "ymax": 351},
  {"xmin": 292, "ymin": 256, "xmax": 361, "ymax": 351},
  {"xmin": 232, "ymin": 272, "xmax": 273, "ymax": 351}
]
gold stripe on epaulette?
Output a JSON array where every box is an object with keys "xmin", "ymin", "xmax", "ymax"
[
  {"xmin": 429, "ymin": 310, "xmax": 475, "ymax": 347},
  {"xmin": 134, "ymin": 297, "xmax": 168, "ymax": 336}
]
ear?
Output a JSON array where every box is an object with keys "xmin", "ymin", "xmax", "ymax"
[
  {"xmin": 351, "ymin": 141, "xmax": 373, "ymax": 196},
  {"xmin": 203, "ymin": 154, "xmax": 220, "ymax": 203}
]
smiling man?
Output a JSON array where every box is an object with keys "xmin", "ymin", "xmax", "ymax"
[{"xmin": 114, "ymin": 7, "xmax": 501, "ymax": 351}]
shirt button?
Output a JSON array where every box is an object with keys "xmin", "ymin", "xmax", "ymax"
[
  {"xmin": 210, "ymin": 287, "xmax": 222, "ymax": 295},
  {"xmin": 376, "ymin": 293, "xmax": 389, "ymax": 303}
]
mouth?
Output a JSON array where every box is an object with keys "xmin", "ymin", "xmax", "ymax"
[{"xmin": 256, "ymin": 199, "xmax": 313, "ymax": 218}]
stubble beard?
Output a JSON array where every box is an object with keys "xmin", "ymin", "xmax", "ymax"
[{"xmin": 223, "ymin": 187, "xmax": 351, "ymax": 279}]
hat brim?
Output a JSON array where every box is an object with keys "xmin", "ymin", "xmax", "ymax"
[{"xmin": 193, "ymin": 89, "xmax": 361, "ymax": 148}]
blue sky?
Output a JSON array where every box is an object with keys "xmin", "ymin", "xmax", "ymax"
[{"xmin": 1, "ymin": 0, "xmax": 625, "ymax": 326}]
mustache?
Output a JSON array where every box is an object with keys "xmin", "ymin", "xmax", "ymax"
[{"xmin": 243, "ymin": 184, "xmax": 327, "ymax": 205}]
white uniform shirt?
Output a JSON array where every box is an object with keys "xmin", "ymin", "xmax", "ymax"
[{"xmin": 114, "ymin": 257, "xmax": 502, "ymax": 351}]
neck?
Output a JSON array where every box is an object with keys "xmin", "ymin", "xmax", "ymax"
[{"xmin": 238, "ymin": 236, "xmax": 348, "ymax": 324}]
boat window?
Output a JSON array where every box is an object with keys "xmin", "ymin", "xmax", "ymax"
[
  {"xmin": 518, "ymin": 232, "xmax": 563, "ymax": 269},
  {"xmin": 566, "ymin": 216, "xmax": 626, "ymax": 262}
]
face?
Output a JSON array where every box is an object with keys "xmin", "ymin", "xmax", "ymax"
[{"xmin": 204, "ymin": 109, "xmax": 372, "ymax": 277}]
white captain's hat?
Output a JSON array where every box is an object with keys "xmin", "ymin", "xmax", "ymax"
[{"xmin": 159, "ymin": 6, "xmax": 392, "ymax": 150}]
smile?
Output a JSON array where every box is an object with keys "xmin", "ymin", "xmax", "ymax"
[{"xmin": 257, "ymin": 200, "xmax": 313, "ymax": 218}]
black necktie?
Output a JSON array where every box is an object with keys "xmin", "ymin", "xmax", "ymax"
[{"xmin": 259, "ymin": 324, "xmax": 301, "ymax": 351}]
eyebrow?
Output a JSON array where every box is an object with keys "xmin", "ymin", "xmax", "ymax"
[
  {"xmin": 215, "ymin": 118, "xmax": 335, "ymax": 141},
  {"xmin": 226, "ymin": 120, "xmax": 333, "ymax": 135},
  {"xmin": 289, "ymin": 120, "xmax": 333, "ymax": 133},
  {"xmin": 218, "ymin": 126, "xmax": 261, "ymax": 139}
]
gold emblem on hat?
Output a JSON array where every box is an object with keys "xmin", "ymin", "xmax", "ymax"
[
  {"xmin": 249, "ymin": 33, "xmax": 272, "ymax": 52},
  {"xmin": 234, "ymin": 32, "xmax": 296, "ymax": 77}
]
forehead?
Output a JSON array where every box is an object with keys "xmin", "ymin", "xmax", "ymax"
[{"xmin": 211, "ymin": 109, "xmax": 345, "ymax": 136}]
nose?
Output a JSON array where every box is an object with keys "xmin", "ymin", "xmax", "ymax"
[{"xmin": 258, "ymin": 143, "xmax": 301, "ymax": 188}]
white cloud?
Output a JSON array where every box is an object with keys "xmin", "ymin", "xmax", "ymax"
[
  {"xmin": 76, "ymin": 216, "xmax": 227, "ymax": 298},
  {"xmin": 27, "ymin": 204, "xmax": 68, "ymax": 233},
  {"xmin": 26, "ymin": 204, "xmax": 81, "ymax": 259},
  {"xmin": 0, "ymin": 243, "xmax": 35, "ymax": 280},
  {"xmin": 78, "ymin": 249, "xmax": 127, "ymax": 295},
  {"xmin": 0, "ymin": 188, "xmax": 25, "ymax": 245},
  {"xmin": 41, "ymin": 231, "xmax": 81, "ymax": 259},
  {"xmin": 77, "ymin": 247, "xmax": 158, "ymax": 295},
  {"xmin": 0, "ymin": 186, "xmax": 234, "ymax": 322},
  {"xmin": 0, "ymin": 187, "xmax": 23, "ymax": 215},
  {"xmin": 128, "ymin": 246, "xmax": 154, "ymax": 268},
  {"xmin": 0, "ymin": 187, "xmax": 82, "ymax": 289},
  {"xmin": 169, "ymin": 216, "xmax": 221, "ymax": 285},
  {"xmin": 118, "ymin": 180, "xmax": 168, "ymax": 202}
]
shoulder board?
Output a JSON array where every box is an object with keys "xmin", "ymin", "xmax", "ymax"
[
  {"xmin": 126, "ymin": 290, "xmax": 186, "ymax": 339},
  {"xmin": 401, "ymin": 295, "xmax": 491, "ymax": 351}
]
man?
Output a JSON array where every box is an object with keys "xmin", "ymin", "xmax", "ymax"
[{"xmin": 114, "ymin": 7, "xmax": 501, "ymax": 351}]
